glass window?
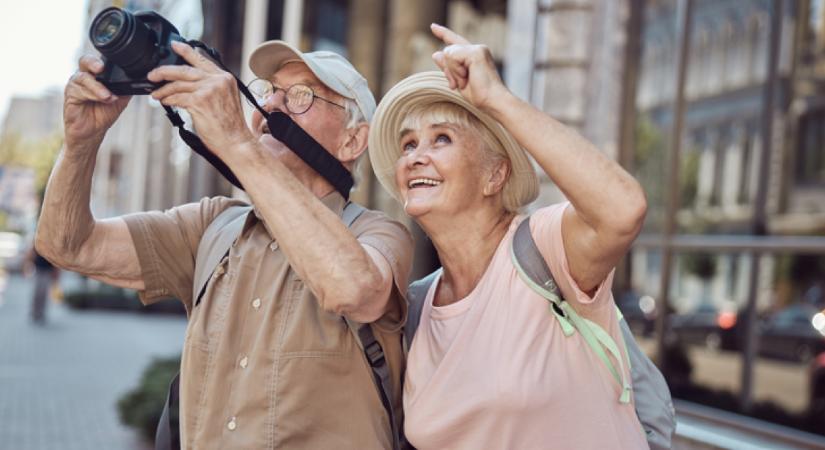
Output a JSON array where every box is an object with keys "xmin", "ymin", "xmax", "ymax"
[{"xmin": 796, "ymin": 109, "xmax": 825, "ymax": 186}]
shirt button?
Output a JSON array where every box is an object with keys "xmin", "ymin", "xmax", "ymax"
[
  {"xmin": 239, "ymin": 356, "xmax": 249, "ymax": 369},
  {"xmin": 269, "ymin": 242, "xmax": 279, "ymax": 251},
  {"xmin": 227, "ymin": 417, "xmax": 237, "ymax": 431},
  {"xmin": 252, "ymin": 298, "xmax": 262, "ymax": 309}
]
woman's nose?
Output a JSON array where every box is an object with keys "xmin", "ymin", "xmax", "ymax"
[{"xmin": 405, "ymin": 145, "xmax": 430, "ymax": 168}]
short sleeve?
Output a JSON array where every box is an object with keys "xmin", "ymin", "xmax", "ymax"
[
  {"xmin": 351, "ymin": 210, "xmax": 414, "ymax": 332},
  {"xmin": 122, "ymin": 196, "xmax": 245, "ymax": 310},
  {"xmin": 528, "ymin": 203, "xmax": 616, "ymax": 317}
]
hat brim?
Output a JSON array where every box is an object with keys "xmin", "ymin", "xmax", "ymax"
[
  {"xmin": 248, "ymin": 40, "xmax": 309, "ymax": 80},
  {"xmin": 368, "ymin": 71, "xmax": 539, "ymax": 211}
]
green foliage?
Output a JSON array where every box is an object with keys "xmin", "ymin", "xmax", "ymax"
[
  {"xmin": 63, "ymin": 284, "xmax": 185, "ymax": 314},
  {"xmin": 633, "ymin": 115, "xmax": 704, "ymax": 230},
  {"xmin": 634, "ymin": 115, "xmax": 667, "ymax": 210},
  {"xmin": 680, "ymin": 149, "xmax": 700, "ymax": 207},
  {"xmin": 0, "ymin": 131, "xmax": 63, "ymax": 196},
  {"xmin": 63, "ymin": 286, "xmax": 142, "ymax": 311},
  {"xmin": 117, "ymin": 355, "xmax": 181, "ymax": 441}
]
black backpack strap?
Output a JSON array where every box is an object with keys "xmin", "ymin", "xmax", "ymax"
[
  {"xmin": 339, "ymin": 202, "xmax": 403, "ymax": 450},
  {"xmin": 404, "ymin": 269, "xmax": 442, "ymax": 350},
  {"xmin": 155, "ymin": 373, "xmax": 180, "ymax": 450}
]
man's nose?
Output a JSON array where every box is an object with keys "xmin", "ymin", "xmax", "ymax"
[{"xmin": 262, "ymin": 89, "xmax": 287, "ymax": 113}]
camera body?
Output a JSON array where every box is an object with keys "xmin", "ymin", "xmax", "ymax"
[{"xmin": 89, "ymin": 7, "xmax": 187, "ymax": 96}]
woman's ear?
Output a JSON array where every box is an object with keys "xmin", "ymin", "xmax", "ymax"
[
  {"xmin": 482, "ymin": 160, "xmax": 510, "ymax": 197},
  {"xmin": 337, "ymin": 122, "xmax": 370, "ymax": 164}
]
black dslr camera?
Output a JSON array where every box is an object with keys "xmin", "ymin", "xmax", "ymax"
[{"xmin": 89, "ymin": 7, "xmax": 211, "ymax": 95}]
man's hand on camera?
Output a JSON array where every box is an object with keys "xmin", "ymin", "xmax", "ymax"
[
  {"xmin": 148, "ymin": 41, "xmax": 257, "ymax": 162},
  {"xmin": 64, "ymin": 55, "xmax": 131, "ymax": 149}
]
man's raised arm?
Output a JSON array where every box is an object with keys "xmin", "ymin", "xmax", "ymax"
[{"xmin": 35, "ymin": 55, "xmax": 144, "ymax": 291}]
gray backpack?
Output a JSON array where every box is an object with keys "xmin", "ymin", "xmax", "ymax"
[{"xmin": 405, "ymin": 216, "xmax": 675, "ymax": 450}]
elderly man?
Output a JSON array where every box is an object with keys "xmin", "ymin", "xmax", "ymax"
[{"xmin": 36, "ymin": 39, "xmax": 412, "ymax": 450}]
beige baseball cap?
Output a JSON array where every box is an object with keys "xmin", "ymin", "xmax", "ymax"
[
  {"xmin": 368, "ymin": 71, "xmax": 539, "ymax": 212},
  {"xmin": 248, "ymin": 40, "xmax": 376, "ymax": 121}
]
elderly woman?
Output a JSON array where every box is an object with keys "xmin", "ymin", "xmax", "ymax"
[{"xmin": 368, "ymin": 24, "xmax": 649, "ymax": 449}]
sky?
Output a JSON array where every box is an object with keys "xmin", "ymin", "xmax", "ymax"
[{"xmin": 0, "ymin": 0, "xmax": 87, "ymax": 126}]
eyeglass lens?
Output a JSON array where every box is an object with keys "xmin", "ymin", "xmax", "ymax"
[{"xmin": 247, "ymin": 79, "xmax": 315, "ymax": 115}]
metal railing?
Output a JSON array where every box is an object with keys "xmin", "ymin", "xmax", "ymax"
[{"xmin": 674, "ymin": 400, "xmax": 825, "ymax": 449}]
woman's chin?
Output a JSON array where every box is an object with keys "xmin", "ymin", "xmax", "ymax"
[{"xmin": 403, "ymin": 198, "xmax": 432, "ymax": 218}]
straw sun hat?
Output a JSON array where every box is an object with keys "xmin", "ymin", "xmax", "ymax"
[{"xmin": 368, "ymin": 71, "xmax": 539, "ymax": 212}]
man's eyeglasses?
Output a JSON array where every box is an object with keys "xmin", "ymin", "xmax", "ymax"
[{"xmin": 246, "ymin": 79, "xmax": 345, "ymax": 115}]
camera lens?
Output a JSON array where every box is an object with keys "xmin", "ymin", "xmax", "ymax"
[
  {"xmin": 91, "ymin": 9, "xmax": 124, "ymax": 46},
  {"xmin": 89, "ymin": 7, "xmax": 159, "ymax": 77}
]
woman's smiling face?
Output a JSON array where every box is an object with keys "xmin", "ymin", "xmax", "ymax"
[{"xmin": 394, "ymin": 104, "xmax": 504, "ymax": 219}]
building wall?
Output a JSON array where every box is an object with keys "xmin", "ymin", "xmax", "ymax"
[
  {"xmin": 1, "ymin": 93, "xmax": 63, "ymax": 142},
  {"xmin": 506, "ymin": 0, "xmax": 629, "ymax": 207}
]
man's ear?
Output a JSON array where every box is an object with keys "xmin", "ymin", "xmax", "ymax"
[
  {"xmin": 482, "ymin": 160, "xmax": 510, "ymax": 197},
  {"xmin": 337, "ymin": 122, "xmax": 370, "ymax": 164}
]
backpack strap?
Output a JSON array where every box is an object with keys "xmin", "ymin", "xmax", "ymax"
[
  {"xmin": 156, "ymin": 203, "xmax": 251, "ymax": 450},
  {"xmin": 338, "ymin": 203, "xmax": 403, "ymax": 450},
  {"xmin": 193, "ymin": 204, "xmax": 253, "ymax": 307},
  {"xmin": 511, "ymin": 216, "xmax": 632, "ymax": 404},
  {"xmin": 404, "ymin": 269, "xmax": 442, "ymax": 350}
]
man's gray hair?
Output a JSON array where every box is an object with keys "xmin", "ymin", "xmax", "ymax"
[
  {"xmin": 343, "ymin": 98, "xmax": 366, "ymax": 130},
  {"xmin": 342, "ymin": 98, "xmax": 368, "ymax": 186}
]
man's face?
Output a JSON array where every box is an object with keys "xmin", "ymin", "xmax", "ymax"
[{"xmin": 250, "ymin": 62, "xmax": 350, "ymax": 174}]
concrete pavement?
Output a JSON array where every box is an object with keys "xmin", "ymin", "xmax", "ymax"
[{"xmin": 0, "ymin": 272, "xmax": 187, "ymax": 450}]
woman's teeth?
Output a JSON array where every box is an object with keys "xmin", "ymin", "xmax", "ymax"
[{"xmin": 408, "ymin": 178, "xmax": 441, "ymax": 188}]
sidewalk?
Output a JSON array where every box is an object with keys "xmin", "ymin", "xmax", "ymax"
[{"xmin": 0, "ymin": 272, "xmax": 187, "ymax": 450}]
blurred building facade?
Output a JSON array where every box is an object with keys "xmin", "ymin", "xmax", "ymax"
[
  {"xmin": 626, "ymin": 0, "xmax": 825, "ymax": 435},
  {"xmin": 0, "ymin": 93, "xmax": 63, "ymax": 142},
  {"xmin": 0, "ymin": 92, "xmax": 63, "ymax": 230}
]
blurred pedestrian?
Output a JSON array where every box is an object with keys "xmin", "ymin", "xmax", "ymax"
[
  {"xmin": 26, "ymin": 247, "xmax": 59, "ymax": 324},
  {"xmin": 368, "ymin": 24, "xmax": 649, "ymax": 449}
]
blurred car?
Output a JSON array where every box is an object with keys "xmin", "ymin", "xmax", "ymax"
[
  {"xmin": 810, "ymin": 352, "xmax": 825, "ymax": 427},
  {"xmin": 669, "ymin": 303, "xmax": 740, "ymax": 351},
  {"xmin": 759, "ymin": 303, "xmax": 825, "ymax": 363},
  {"xmin": 616, "ymin": 290, "xmax": 657, "ymax": 337},
  {"xmin": 0, "ymin": 231, "xmax": 25, "ymax": 273}
]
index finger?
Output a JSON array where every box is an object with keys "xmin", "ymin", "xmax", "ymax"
[
  {"xmin": 171, "ymin": 40, "xmax": 221, "ymax": 73},
  {"xmin": 78, "ymin": 55, "xmax": 105, "ymax": 74},
  {"xmin": 430, "ymin": 23, "xmax": 471, "ymax": 46}
]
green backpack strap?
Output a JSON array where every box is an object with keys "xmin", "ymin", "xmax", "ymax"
[
  {"xmin": 339, "ymin": 202, "xmax": 402, "ymax": 450},
  {"xmin": 511, "ymin": 216, "xmax": 632, "ymax": 404}
]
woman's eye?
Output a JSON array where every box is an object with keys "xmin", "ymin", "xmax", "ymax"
[
  {"xmin": 402, "ymin": 141, "xmax": 417, "ymax": 153},
  {"xmin": 435, "ymin": 134, "xmax": 451, "ymax": 144}
]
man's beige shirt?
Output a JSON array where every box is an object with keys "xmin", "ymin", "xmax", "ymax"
[{"xmin": 123, "ymin": 193, "xmax": 412, "ymax": 449}]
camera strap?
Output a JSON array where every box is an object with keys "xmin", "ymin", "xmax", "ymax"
[{"xmin": 161, "ymin": 41, "xmax": 354, "ymax": 200}]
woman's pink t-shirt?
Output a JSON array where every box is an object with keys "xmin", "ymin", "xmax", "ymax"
[{"xmin": 403, "ymin": 204, "xmax": 649, "ymax": 449}]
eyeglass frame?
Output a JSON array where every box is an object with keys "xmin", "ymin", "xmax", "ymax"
[{"xmin": 246, "ymin": 79, "xmax": 346, "ymax": 115}]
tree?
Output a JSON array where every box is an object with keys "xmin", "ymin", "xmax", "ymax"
[{"xmin": 0, "ymin": 131, "xmax": 63, "ymax": 195}]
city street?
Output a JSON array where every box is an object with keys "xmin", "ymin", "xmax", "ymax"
[{"xmin": 0, "ymin": 272, "xmax": 187, "ymax": 450}]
